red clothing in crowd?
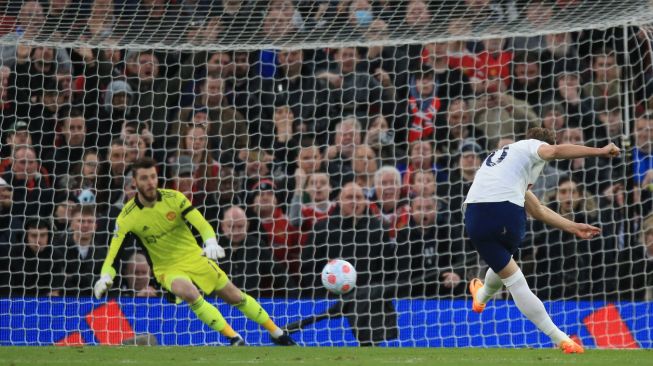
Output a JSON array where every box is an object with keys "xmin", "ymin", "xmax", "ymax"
[
  {"xmin": 369, "ymin": 202, "xmax": 411, "ymax": 240},
  {"xmin": 260, "ymin": 207, "xmax": 303, "ymax": 274}
]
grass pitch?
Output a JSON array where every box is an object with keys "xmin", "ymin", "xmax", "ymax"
[{"xmin": 0, "ymin": 347, "xmax": 651, "ymax": 366}]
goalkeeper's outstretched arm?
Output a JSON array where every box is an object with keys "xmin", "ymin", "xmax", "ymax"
[
  {"xmin": 94, "ymin": 218, "xmax": 128, "ymax": 299},
  {"xmin": 184, "ymin": 205, "xmax": 225, "ymax": 260}
]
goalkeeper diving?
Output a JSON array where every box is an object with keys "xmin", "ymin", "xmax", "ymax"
[{"xmin": 93, "ymin": 157, "xmax": 296, "ymax": 346}]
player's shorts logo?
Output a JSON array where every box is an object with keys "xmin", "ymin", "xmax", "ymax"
[{"xmin": 166, "ymin": 211, "xmax": 176, "ymax": 221}]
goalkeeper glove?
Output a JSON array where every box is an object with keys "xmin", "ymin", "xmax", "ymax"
[
  {"xmin": 93, "ymin": 274, "xmax": 113, "ymax": 299},
  {"xmin": 203, "ymin": 237, "xmax": 226, "ymax": 260}
]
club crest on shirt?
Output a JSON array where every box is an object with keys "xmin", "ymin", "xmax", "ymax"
[{"xmin": 166, "ymin": 211, "xmax": 176, "ymax": 221}]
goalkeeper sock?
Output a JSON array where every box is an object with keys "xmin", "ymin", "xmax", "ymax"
[
  {"xmin": 235, "ymin": 292, "xmax": 284, "ymax": 338},
  {"xmin": 190, "ymin": 296, "xmax": 239, "ymax": 339},
  {"xmin": 477, "ymin": 268, "xmax": 504, "ymax": 304},
  {"xmin": 503, "ymin": 270, "xmax": 568, "ymax": 344}
]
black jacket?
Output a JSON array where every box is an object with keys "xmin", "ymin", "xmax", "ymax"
[
  {"xmin": 394, "ymin": 217, "xmax": 466, "ymax": 297},
  {"xmin": 58, "ymin": 233, "xmax": 107, "ymax": 297}
]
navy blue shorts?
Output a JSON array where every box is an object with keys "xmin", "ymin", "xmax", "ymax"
[{"xmin": 464, "ymin": 201, "xmax": 527, "ymax": 273}]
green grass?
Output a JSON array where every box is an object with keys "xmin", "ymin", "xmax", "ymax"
[{"xmin": 0, "ymin": 347, "xmax": 651, "ymax": 366}]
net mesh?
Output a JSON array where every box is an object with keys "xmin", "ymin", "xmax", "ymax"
[{"xmin": 0, "ymin": 0, "xmax": 652, "ymax": 347}]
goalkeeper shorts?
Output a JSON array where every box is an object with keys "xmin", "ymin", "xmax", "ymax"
[
  {"xmin": 155, "ymin": 258, "xmax": 230, "ymax": 296},
  {"xmin": 464, "ymin": 201, "xmax": 527, "ymax": 273}
]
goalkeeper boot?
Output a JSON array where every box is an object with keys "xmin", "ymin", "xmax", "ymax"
[
  {"xmin": 469, "ymin": 278, "xmax": 486, "ymax": 313},
  {"xmin": 559, "ymin": 339, "xmax": 584, "ymax": 354},
  {"xmin": 271, "ymin": 331, "xmax": 297, "ymax": 346},
  {"xmin": 229, "ymin": 336, "xmax": 246, "ymax": 346}
]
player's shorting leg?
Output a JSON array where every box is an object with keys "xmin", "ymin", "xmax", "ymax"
[
  {"xmin": 217, "ymin": 282, "xmax": 297, "ymax": 346},
  {"xmin": 174, "ymin": 278, "xmax": 296, "ymax": 346},
  {"xmin": 469, "ymin": 260, "xmax": 584, "ymax": 354}
]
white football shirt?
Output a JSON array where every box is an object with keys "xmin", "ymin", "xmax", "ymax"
[{"xmin": 464, "ymin": 139, "xmax": 547, "ymax": 207}]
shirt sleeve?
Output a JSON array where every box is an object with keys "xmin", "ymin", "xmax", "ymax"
[
  {"xmin": 100, "ymin": 216, "xmax": 129, "ymax": 279},
  {"xmin": 529, "ymin": 139, "xmax": 548, "ymax": 162},
  {"xmin": 177, "ymin": 190, "xmax": 216, "ymax": 243}
]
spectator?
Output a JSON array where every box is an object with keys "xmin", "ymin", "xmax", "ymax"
[
  {"xmin": 52, "ymin": 109, "xmax": 88, "ymax": 180},
  {"xmin": 124, "ymin": 49, "xmax": 179, "ymax": 142},
  {"xmin": 22, "ymin": 78, "xmax": 61, "ymax": 160},
  {"xmin": 406, "ymin": 65, "xmax": 440, "ymax": 143},
  {"xmin": 63, "ymin": 149, "xmax": 111, "ymax": 211},
  {"xmin": 475, "ymin": 35, "xmax": 512, "ymax": 87},
  {"xmin": 554, "ymin": 67, "xmax": 596, "ymax": 139},
  {"xmin": 0, "ymin": 177, "xmax": 21, "ymax": 295},
  {"xmin": 261, "ymin": 48, "xmax": 329, "ymax": 143},
  {"xmin": 554, "ymin": 127, "xmax": 611, "ymax": 195},
  {"xmin": 53, "ymin": 195, "xmax": 77, "ymax": 233},
  {"xmin": 440, "ymin": 140, "xmax": 483, "ymax": 226},
  {"xmin": 44, "ymin": 0, "xmax": 79, "ymax": 38},
  {"xmin": 168, "ymin": 154, "xmax": 195, "ymax": 201},
  {"xmin": 351, "ymin": 144, "xmax": 378, "ymax": 198},
  {"xmin": 437, "ymin": 98, "xmax": 487, "ymax": 163},
  {"xmin": 584, "ymin": 48, "xmax": 622, "ymax": 113},
  {"xmin": 325, "ymin": 117, "xmax": 362, "ymax": 190},
  {"xmin": 509, "ymin": 50, "xmax": 555, "ymax": 107},
  {"xmin": 81, "ymin": 0, "xmax": 115, "ymax": 42},
  {"xmin": 470, "ymin": 71, "xmax": 540, "ymax": 149},
  {"xmin": 594, "ymin": 99, "xmax": 622, "ymax": 147},
  {"xmin": 409, "ymin": 170, "xmax": 437, "ymax": 198},
  {"xmin": 301, "ymin": 182, "xmax": 392, "ymax": 296},
  {"xmin": 398, "ymin": 140, "xmax": 447, "ymax": 187},
  {"xmin": 0, "ymin": 119, "xmax": 31, "ymax": 162},
  {"xmin": 213, "ymin": 164, "xmax": 242, "ymax": 223},
  {"xmin": 119, "ymin": 252, "xmax": 158, "ymax": 297},
  {"xmin": 631, "ymin": 115, "xmax": 653, "ymax": 187},
  {"xmin": 178, "ymin": 74, "xmax": 247, "ymax": 162},
  {"xmin": 226, "ymin": 50, "xmax": 268, "ymax": 139},
  {"xmin": 219, "ymin": 206, "xmax": 293, "ymax": 297},
  {"xmin": 3, "ymin": 145, "xmax": 53, "ymax": 217},
  {"xmin": 0, "ymin": 1, "xmax": 70, "ymax": 70},
  {"xmin": 394, "ymin": 195, "xmax": 466, "ymax": 297},
  {"xmin": 618, "ymin": 214, "xmax": 653, "ymax": 301},
  {"xmin": 364, "ymin": 114, "xmax": 398, "ymax": 167},
  {"xmin": 170, "ymin": 123, "xmax": 220, "ymax": 209},
  {"xmin": 289, "ymin": 170, "xmax": 335, "ymax": 232},
  {"xmin": 402, "ymin": 0, "xmax": 432, "ymax": 37},
  {"xmin": 317, "ymin": 46, "xmax": 386, "ymax": 119},
  {"xmin": 532, "ymin": 177, "xmax": 600, "ymax": 299},
  {"xmin": 106, "ymin": 138, "xmax": 132, "ymax": 205},
  {"xmin": 0, "ymin": 65, "xmax": 12, "ymax": 118},
  {"xmin": 60, "ymin": 205, "xmax": 107, "ymax": 296},
  {"xmin": 369, "ymin": 166, "xmax": 410, "ymax": 240},
  {"xmin": 96, "ymin": 79, "xmax": 134, "ymax": 150},
  {"xmin": 422, "ymin": 41, "xmax": 472, "ymax": 110},
  {"xmin": 6, "ymin": 217, "xmax": 65, "ymax": 297},
  {"xmin": 247, "ymin": 179, "xmax": 302, "ymax": 275}
]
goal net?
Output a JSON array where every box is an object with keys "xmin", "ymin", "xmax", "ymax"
[{"xmin": 0, "ymin": 0, "xmax": 652, "ymax": 348}]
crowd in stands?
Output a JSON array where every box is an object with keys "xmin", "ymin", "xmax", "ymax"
[{"xmin": 0, "ymin": 0, "xmax": 652, "ymax": 301}]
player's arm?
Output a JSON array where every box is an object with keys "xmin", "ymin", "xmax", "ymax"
[
  {"xmin": 93, "ymin": 217, "xmax": 128, "ymax": 299},
  {"xmin": 537, "ymin": 142, "xmax": 620, "ymax": 161},
  {"xmin": 524, "ymin": 190, "xmax": 601, "ymax": 240},
  {"xmin": 178, "ymin": 192, "xmax": 225, "ymax": 260}
]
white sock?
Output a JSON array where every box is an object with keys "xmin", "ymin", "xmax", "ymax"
[
  {"xmin": 271, "ymin": 328, "xmax": 284, "ymax": 338},
  {"xmin": 477, "ymin": 268, "xmax": 503, "ymax": 304},
  {"xmin": 503, "ymin": 270, "xmax": 568, "ymax": 345}
]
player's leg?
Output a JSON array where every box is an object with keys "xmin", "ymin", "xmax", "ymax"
[
  {"xmin": 464, "ymin": 203, "xmax": 511, "ymax": 313},
  {"xmin": 168, "ymin": 276, "xmax": 243, "ymax": 344},
  {"xmin": 497, "ymin": 259, "xmax": 583, "ymax": 353},
  {"xmin": 469, "ymin": 267, "xmax": 503, "ymax": 313},
  {"xmin": 215, "ymin": 281, "xmax": 296, "ymax": 345}
]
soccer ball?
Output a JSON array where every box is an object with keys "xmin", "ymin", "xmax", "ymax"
[{"xmin": 321, "ymin": 259, "xmax": 357, "ymax": 295}]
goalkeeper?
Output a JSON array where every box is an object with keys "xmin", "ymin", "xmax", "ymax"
[{"xmin": 93, "ymin": 157, "xmax": 295, "ymax": 346}]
